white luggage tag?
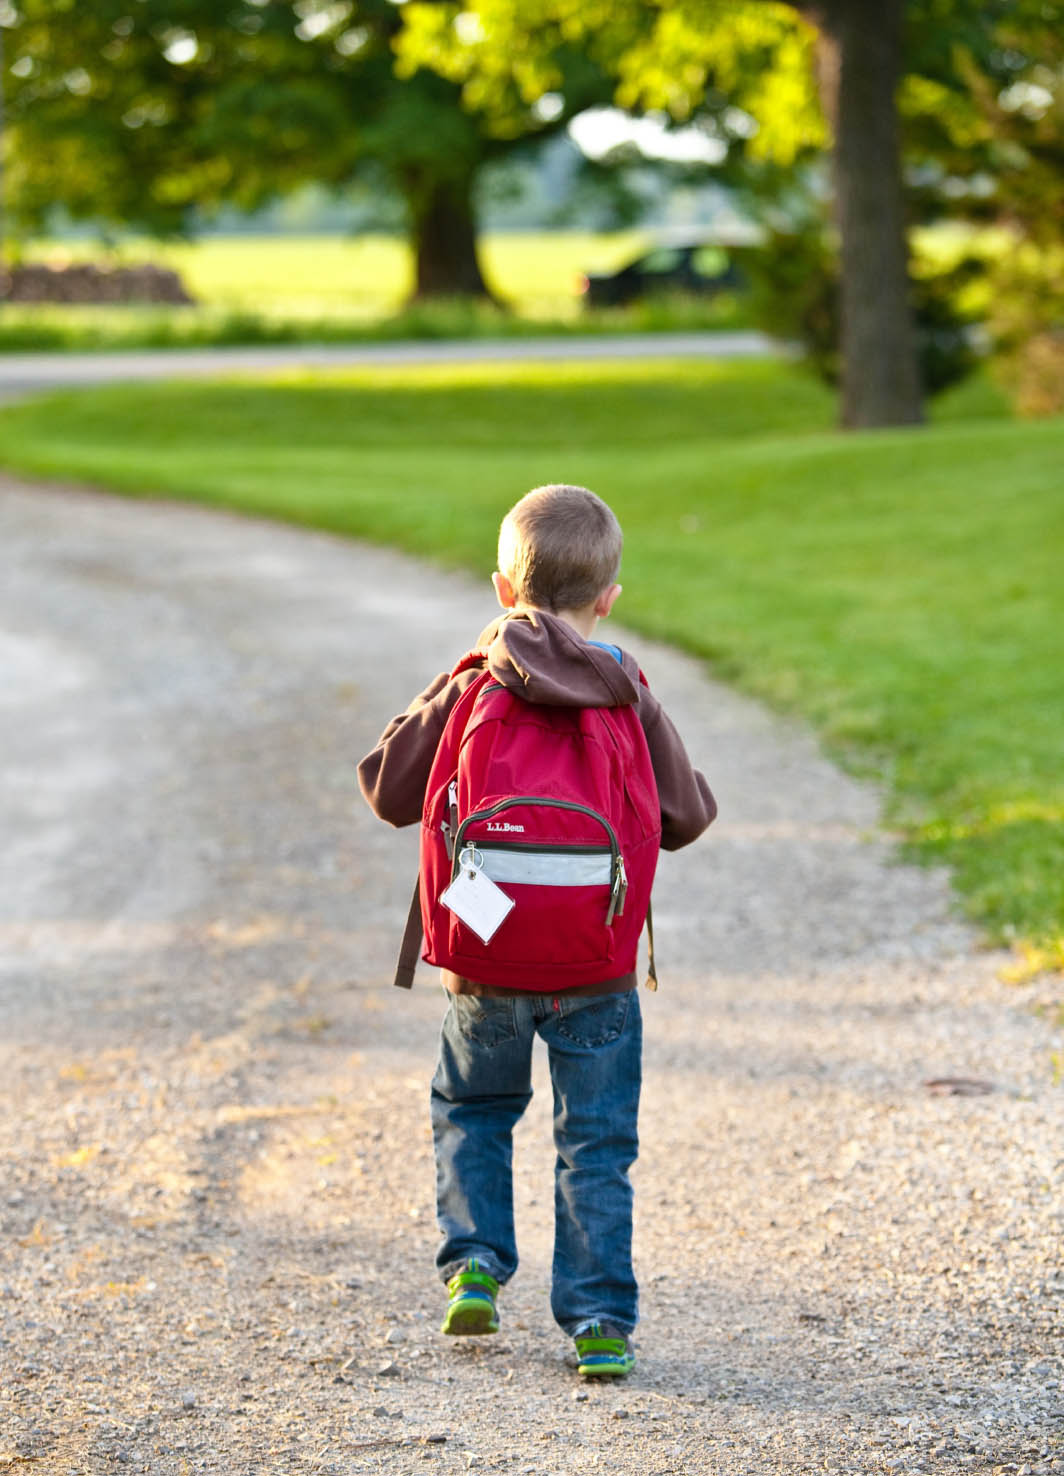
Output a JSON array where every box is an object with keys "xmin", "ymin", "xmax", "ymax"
[{"xmin": 440, "ymin": 845, "xmax": 515, "ymax": 943}]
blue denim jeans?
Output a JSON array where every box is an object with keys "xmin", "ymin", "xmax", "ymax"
[{"xmin": 431, "ymin": 988, "xmax": 642, "ymax": 1335}]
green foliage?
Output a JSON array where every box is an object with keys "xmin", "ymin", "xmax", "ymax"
[
  {"xmin": 911, "ymin": 253, "xmax": 986, "ymax": 397},
  {"xmin": 743, "ymin": 224, "xmax": 838, "ymax": 383},
  {"xmin": 745, "ymin": 220, "xmax": 985, "ymax": 398},
  {"xmin": 4, "ymin": 0, "xmax": 358, "ymax": 235},
  {"xmin": 611, "ymin": 0, "xmax": 825, "ymax": 164},
  {"xmin": 997, "ymin": 332, "xmax": 1064, "ymax": 421},
  {"xmin": 0, "ymin": 359, "xmax": 1059, "ymax": 963},
  {"xmin": 395, "ymin": 0, "xmax": 826, "ymax": 166},
  {"xmin": 984, "ymin": 243, "xmax": 1064, "ymax": 417},
  {"xmin": 901, "ymin": 0, "xmax": 1064, "ymax": 244},
  {"xmin": 0, "ymin": 296, "xmax": 745, "ymax": 351},
  {"xmin": 2, "ymin": 0, "xmax": 609, "ymax": 292},
  {"xmin": 584, "ymin": 291, "xmax": 750, "ymax": 333}
]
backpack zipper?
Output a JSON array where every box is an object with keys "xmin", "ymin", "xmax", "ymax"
[
  {"xmin": 468, "ymin": 841, "xmax": 610, "ymax": 856},
  {"xmin": 452, "ymin": 796, "xmax": 628, "ymax": 923},
  {"xmin": 441, "ymin": 779, "xmax": 460, "ymax": 859}
]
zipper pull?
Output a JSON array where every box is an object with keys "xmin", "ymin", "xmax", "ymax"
[
  {"xmin": 442, "ymin": 780, "xmax": 460, "ymax": 859},
  {"xmin": 606, "ymin": 854, "xmax": 628, "ymax": 925}
]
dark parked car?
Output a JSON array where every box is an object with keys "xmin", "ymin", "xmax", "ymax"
[{"xmin": 578, "ymin": 239, "xmax": 748, "ymax": 308}]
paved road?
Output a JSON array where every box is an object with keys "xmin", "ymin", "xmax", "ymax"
[
  {"xmin": 0, "ymin": 331, "xmax": 776, "ymax": 402},
  {"xmin": 1, "ymin": 475, "xmax": 1059, "ymax": 1475}
]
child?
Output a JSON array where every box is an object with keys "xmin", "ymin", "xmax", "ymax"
[{"xmin": 358, "ymin": 483, "xmax": 715, "ymax": 1377}]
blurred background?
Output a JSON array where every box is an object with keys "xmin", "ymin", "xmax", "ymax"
[{"xmin": 1, "ymin": 0, "xmax": 1061, "ymax": 422}]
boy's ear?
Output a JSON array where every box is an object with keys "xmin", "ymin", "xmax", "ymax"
[
  {"xmin": 492, "ymin": 571, "xmax": 517, "ymax": 609},
  {"xmin": 594, "ymin": 583, "xmax": 622, "ymax": 620}
]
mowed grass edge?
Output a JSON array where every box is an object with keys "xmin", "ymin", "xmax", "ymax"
[{"xmin": 1, "ymin": 358, "xmax": 1059, "ymax": 975}]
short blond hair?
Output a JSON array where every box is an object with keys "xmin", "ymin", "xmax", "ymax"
[{"xmin": 497, "ymin": 484, "xmax": 622, "ymax": 612}]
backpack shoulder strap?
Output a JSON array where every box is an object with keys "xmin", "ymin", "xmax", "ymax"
[
  {"xmin": 450, "ymin": 648, "xmax": 489, "ymax": 678},
  {"xmin": 394, "ymin": 876, "xmax": 423, "ymax": 990},
  {"xmin": 392, "ymin": 663, "xmax": 493, "ymax": 991},
  {"xmin": 644, "ymin": 898, "xmax": 658, "ymax": 991}
]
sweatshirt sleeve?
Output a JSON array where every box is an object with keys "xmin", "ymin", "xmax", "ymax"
[
  {"xmin": 357, "ymin": 671, "xmax": 465, "ymax": 828},
  {"xmin": 638, "ymin": 689, "xmax": 717, "ymax": 851}
]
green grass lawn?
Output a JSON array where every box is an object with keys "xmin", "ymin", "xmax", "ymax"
[{"xmin": 0, "ymin": 359, "xmax": 1059, "ymax": 973}]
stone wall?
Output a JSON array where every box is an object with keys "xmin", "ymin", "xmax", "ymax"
[{"xmin": 1, "ymin": 261, "xmax": 196, "ymax": 304}]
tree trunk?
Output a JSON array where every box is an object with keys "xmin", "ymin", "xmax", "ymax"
[
  {"xmin": 807, "ymin": 0, "xmax": 923, "ymax": 428},
  {"xmin": 404, "ymin": 167, "xmax": 494, "ymax": 302}
]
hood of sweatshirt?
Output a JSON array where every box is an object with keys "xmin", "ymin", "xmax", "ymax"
[{"xmin": 476, "ymin": 609, "xmax": 641, "ymax": 709}]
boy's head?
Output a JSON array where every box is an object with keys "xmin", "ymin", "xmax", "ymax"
[{"xmin": 494, "ymin": 484, "xmax": 622, "ymax": 626}]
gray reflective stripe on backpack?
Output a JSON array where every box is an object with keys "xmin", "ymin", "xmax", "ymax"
[{"xmin": 464, "ymin": 846, "xmax": 612, "ymax": 888}]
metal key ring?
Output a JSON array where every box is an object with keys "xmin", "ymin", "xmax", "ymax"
[{"xmin": 458, "ymin": 844, "xmax": 484, "ymax": 872}]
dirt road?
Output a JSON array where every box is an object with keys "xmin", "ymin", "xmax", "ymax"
[{"xmin": 1, "ymin": 476, "xmax": 1060, "ymax": 1476}]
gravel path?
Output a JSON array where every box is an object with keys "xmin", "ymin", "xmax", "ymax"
[{"xmin": 1, "ymin": 475, "xmax": 1060, "ymax": 1476}]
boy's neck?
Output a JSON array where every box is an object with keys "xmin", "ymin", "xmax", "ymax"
[{"xmin": 518, "ymin": 604, "xmax": 598, "ymax": 639}]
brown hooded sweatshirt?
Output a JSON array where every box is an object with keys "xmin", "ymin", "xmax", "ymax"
[{"xmin": 358, "ymin": 609, "xmax": 717, "ymax": 996}]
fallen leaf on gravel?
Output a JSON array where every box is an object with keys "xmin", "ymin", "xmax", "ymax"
[
  {"xmin": 217, "ymin": 1103, "xmax": 313, "ymax": 1124},
  {"xmin": 924, "ymin": 1077, "xmax": 996, "ymax": 1096},
  {"xmin": 103, "ymin": 1278, "xmax": 148, "ymax": 1296},
  {"xmin": 16, "ymin": 1221, "xmax": 50, "ymax": 1248},
  {"xmin": 57, "ymin": 1062, "xmax": 92, "ymax": 1083},
  {"xmin": 55, "ymin": 1144, "xmax": 100, "ymax": 1168},
  {"xmin": 296, "ymin": 1015, "xmax": 332, "ymax": 1036},
  {"xmin": 205, "ymin": 916, "xmax": 290, "ymax": 947}
]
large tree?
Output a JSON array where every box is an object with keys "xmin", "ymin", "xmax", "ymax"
[
  {"xmin": 406, "ymin": 0, "xmax": 1062, "ymax": 425},
  {"xmin": 2, "ymin": 0, "xmax": 614, "ymax": 298},
  {"xmin": 397, "ymin": 0, "xmax": 921, "ymax": 423},
  {"xmin": 424, "ymin": 0, "xmax": 919, "ymax": 424},
  {"xmin": 627, "ymin": 0, "xmax": 1064, "ymax": 424},
  {"xmin": 797, "ymin": 0, "xmax": 921, "ymax": 426}
]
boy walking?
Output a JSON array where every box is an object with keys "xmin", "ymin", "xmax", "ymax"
[{"xmin": 358, "ymin": 484, "xmax": 715, "ymax": 1376}]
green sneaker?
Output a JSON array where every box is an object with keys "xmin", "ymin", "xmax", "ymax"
[
  {"xmin": 440, "ymin": 1259, "xmax": 500, "ymax": 1336},
  {"xmin": 574, "ymin": 1321, "xmax": 635, "ymax": 1377}
]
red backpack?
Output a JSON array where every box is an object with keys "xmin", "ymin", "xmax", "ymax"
[{"xmin": 394, "ymin": 653, "xmax": 661, "ymax": 992}]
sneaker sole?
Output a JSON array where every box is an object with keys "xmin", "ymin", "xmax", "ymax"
[
  {"xmin": 441, "ymin": 1300, "xmax": 499, "ymax": 1336},
  {"xmin": 577, "ymin": 1356, "xmax": 635, "ymax": 1377}
]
